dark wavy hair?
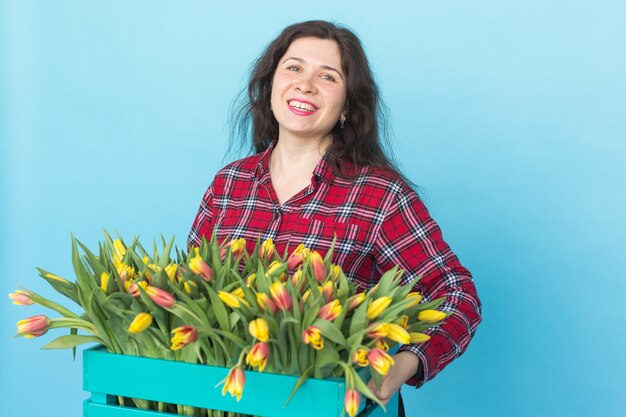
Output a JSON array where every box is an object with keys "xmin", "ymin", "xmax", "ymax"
[{"xmin": 231, "ymin": 20, "xmax": 407, "ymax": 181}]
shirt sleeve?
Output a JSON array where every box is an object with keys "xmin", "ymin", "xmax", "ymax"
[
  {"xmin": 373, "ymin": 183, "xmax": 482, "ymax": 387},
  {"xmin": 188, "ymin": 183, "xmax": 215, "ymax": 248}
]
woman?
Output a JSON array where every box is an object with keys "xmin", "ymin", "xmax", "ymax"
[{"xmin": 189, "ymin": 20, "xmax": 482, "ymax": 415}]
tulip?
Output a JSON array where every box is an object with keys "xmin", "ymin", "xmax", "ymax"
[
  {"xmin": 43, "ymin": 272, "xmax": 70, "ymax": 283},
  {"xmin": 221, "ymin": 366, "xmax": 246, "ymax": 401},
  {"xmin": 246, "ymin": 342, "xmax": 269, "ymax": 372},
  {"xmin": 398, "ymin": 315, "xmax": 409, "ymax": 329},
  {"xmin": 405, "ymin": 291, "xmax": 423, "ymax": 308},
  {"xmin": 260, "ymin": 238, "xmax": 274, "ymax": 261},
  {"xmin": 291, "ymin": 269, "xmax": 304, "ymax": 291},
  {"xmin": 128, "ymin": 281, "xmax": 148, "ymax": 297},
  {"xmin": 302, "ymin": 325, "xmax": 324, "ymax": 350},
  {"xmin": 287, "ymin": 244, "xmax": 310, "ymax": 270},
  {"xmin": 249, "ymin": 318, "xmax": 269, "ymax": 342},
  {"xmin": 375, "ymin": 338, "xmax": 389, "ymax": 351},
  {"xmin": 409, "ymin": 332, "xmax": 431, "ymax": 343},
  {"xmin": 302, "ymin": 288, "xmax": 311, "ymax": 303},
  {"xmin": 128, "ymin": 313, "xmax": 153, "ymax": 333},
  {"xmin": 310, "ymin": 251, "xmax": 326, "ymax": 282},
  {"xmin": 189, "ymin": 254, "xmax": 214, "ymax": 282},
  {"xmin": 319, "ymin": 281, "xmax": 334, "ymax": 303},
  {"xmin": 245, "ymin": 273, "xmax": 256, "ymax": 287},
  {"xmin": 256, "ymin": 292, "xmax": 277, "ymax": 313},
  {"xmin": 117, "ymin": 263, "xmax": 135, "ymax": 284},
  {"xmin": 164, "ymin": 263, "xmax": 179, "ymax": 282},
  {"xmin": 418, "ymin": 309, "xmax": 447, "ymax": 323},
  {"xmin": 219, "ymin": 290, "xmax": 244, "ymax": 308},
  {"xmin": 100, "ymin": 272, "xmax": 110, "ymax": 292},
  {"xmin": 367, "ymin": 323, "xmax": 389, "ymax": 339},
  {"xmin": 344, "ymin": 389, "xmax": 361, "ymax": 417},
  {"xmin": 269, "ymin": 282, "xmax": 292, "ymax": 311},
  {"xmin": 220, "ymin": 238, "xmax": 246, "ymax": 259},
  {"xmin": 16, "ymin": 315, "xmax": 50, "ymax": 338},
  {"xmin": 367, "ymin": 296, "xmax": 392, "ymax": 320},
  {"xmin": 170, "ymin": 325, "xmax": 197, "ymax": 350},
  {"xmin": 113, "ymin": 239, "xmax": 126, "ymax": 264},
  {"xmin": 353, "ymin": 347, "xmax": 369, "ymax": 367},
  {"xmin": 368, "ymin": 348, "xmax": 395, "ymax": 375},
  {"xmin": 348, "ymin": 293, "xmax": 366, "ymax": 310},
  {"xmin": 386, "ymin": 323, "xmax": 411, "ymax": 344},
  {"xmin": 318, "ymin": 299, "xmax": 342, "ymax": 321},
  {"xmin": 183, "ymin": 280, "xmax": 198, "ymax": 295},
  {"xmin": 9, "ymin": 290, "xmax": 33, "ymax": 306},
  {"xmin": 268, "ymin": 261, "xmax": 286, "ymax": 281},
  {"xmin": 330, "ymin": 264, "xmax": 341, "ymax": 280},
  {"xmin": 146, "ymin": 286, "xmax": 176, "ymax": 308}
]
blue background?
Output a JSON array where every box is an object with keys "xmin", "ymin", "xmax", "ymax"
[{"xmin": 2, "ymin": 1, "xmax": 625, "ymax": 416}]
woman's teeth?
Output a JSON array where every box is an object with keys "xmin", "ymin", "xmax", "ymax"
[{"xmin": 289, "ymin": 101, "xmax": 317, "ymax": 112}]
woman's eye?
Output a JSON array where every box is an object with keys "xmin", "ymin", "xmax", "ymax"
[
  {"xmin": 287, "ymin": 65, "xmax": 300, "ymax": 72},
  {"xmin": 321, "ymin": 74, "xmax": 336, "ymax": 82}
]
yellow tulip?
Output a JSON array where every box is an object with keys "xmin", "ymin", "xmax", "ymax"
[
  {"xmin": 367, "ymin": 296, "xmax": 392, "ymax": 320},
  {"xmin": 409, "ymin": 332, "xmax": 431, "ymax": 343},
  {"xmin": 170, "ymin": 325, "xmax": 197, "ymax": 350},
  {"xmin": 218, "ymin": 290, "xmax": 245, "ymax": 308},
  {"xmin": 164, "ymin": 263, "xmax": 178, "ymax": 282},
  {"xmin": 405, "ymin": 291, "xmax": 423, "ymax": 308},
  {"xmin": 249, "ymin": 318, "xmax": 269, "ymax": 342},
  {"xmin": 245, "ymin": 342, "xmax": 269, "ymax": 372},
  {"xmin": 128, "ymin": 313, "xmax": 152, "ymax": 333},
  {"xmin": 353, "ymin": 348, "xmax": 369, "ymax": 367},
  {"xmin": 260, "ymin": 238, "xmax": 274, "ymax": 261},
  {"xmin": 386, "ymin": 323, "xmax": 410, "ymax": 344},
  {"xmin": 302, "ymin": 325, "xmax": 324, "ymax": 350},
  {"xmin": 418, "ymin": 309, "xmax": 447, "ymax": 323},
  {"xmin": 318, "ymin": 299, "xmax": 342, "ymax": 321}
]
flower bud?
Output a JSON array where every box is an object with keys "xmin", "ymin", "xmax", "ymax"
[
  {"xmin": 318, "ymin": 299, "xmax": 342, "ymax": 321},
  {"xmin": 366, "ymin": 296, "xmax": 392, "ymax": 320},
  {"xmin": 221, "ymin": 366, "xmax": 245, "ymax": 401},
  {"xmin": 302, "ymin": 325, "xmax": 324, "ymax": 350},
  {"xmin": 9, "ymin": 290, "xmax": 33, "ymax": 306},
  {"xmin": 309, "ymin": 251, "xmax": 326, "ymax": 282},
  {"xmin": 128, "ymin": 313, "xmax": 152, "ymax": 333},
  {"xmin": 417, "ymin": 309, "xmax": 446, "ymax": 323},
  {"xmin": 145, "ymin": 286, "xmax": 176, "ymax": 308},
  {"xmin": 249, "ymin": 318, "xmax": 269, "ymax": 342},
  {"xmin": 409, "ymin": 332, "xmax": 431, "ymax": 343},
  {"xmin": 246, "ymin": 342, "xmax": 270, "ymax": 372},
  {"xmin": 367, "ymin": 348, "xmax": 394, "ymax": 375},
  {"xmin": 344, "ymin": 389, "xmax": 361, "ymax": 417},
  {"xmin": 170, "ymin": 325, "xmax": 197, "ymax": 350},
  {"xmin": 16, "ymin": 315, "xmax": 50, "ymax": 338}
]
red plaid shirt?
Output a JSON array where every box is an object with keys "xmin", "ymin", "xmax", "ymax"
[{"xmin": 189, "ymin": 144, "xmax": 481, "ymax": 387}]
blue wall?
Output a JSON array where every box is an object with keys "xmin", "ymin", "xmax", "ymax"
[{"xmin": 2, "ymin": 2, "xmax": 625, "ymax": 416}]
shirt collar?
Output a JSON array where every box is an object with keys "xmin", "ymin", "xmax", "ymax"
[{"xmin": 253, "ymin": 140, "xmax": 335, "ymax": 184}]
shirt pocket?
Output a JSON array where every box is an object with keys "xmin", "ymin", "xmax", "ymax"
[{"xmin": 295, "ymin": 218, "xmax": 363, "ymax": 268}]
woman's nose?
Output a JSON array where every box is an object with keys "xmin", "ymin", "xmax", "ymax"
[{"xmin": 295, "ymin": 75, "xmax": 317, "ymax": 94}]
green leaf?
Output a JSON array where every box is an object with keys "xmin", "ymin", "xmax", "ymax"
[
  {"xmin": 42, "ymin": 335, "xmax": 102, "ymax": 350},
  {"xmin": 36, "ymin": 268, "xmax": 80, "ymax": 305},
  {"xmin": 283, "ymin": 365, "xmax": 313, "ymax": 407},
  {"xmin": 351, "ymin": 367, "xmax": 386, "ymax": 410},
  {"xmin": 313, "ymin": 318, "xmax": 348, "ymax": 348}
]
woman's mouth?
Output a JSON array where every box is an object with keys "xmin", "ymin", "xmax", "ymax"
[{"xmin": 288, "ymin": 99, "xmax": 318, "ymax": 115}]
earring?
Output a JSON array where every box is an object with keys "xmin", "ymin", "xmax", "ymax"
[{"xmin": 339, "ymin": 114, "xmax": 346, "ymax": 129}]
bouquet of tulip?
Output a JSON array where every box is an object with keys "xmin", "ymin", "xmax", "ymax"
[{"xmin": 11, "ymin": 232, "xmax": 448, "ymax": 417}]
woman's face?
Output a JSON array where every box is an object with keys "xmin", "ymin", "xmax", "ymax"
[{"xmin": 270, "ymin": 37, "xmax": 347, "ymax": 144}]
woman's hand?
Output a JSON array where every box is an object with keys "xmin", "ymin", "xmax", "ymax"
[{"xmin": 367, "ymin": 351, "xmax": 420, "ymax": 405}]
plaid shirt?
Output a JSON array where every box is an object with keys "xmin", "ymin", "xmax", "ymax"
[{"xmin": 189, "ymin": 144, "xmax": 481, "ymax": 387}]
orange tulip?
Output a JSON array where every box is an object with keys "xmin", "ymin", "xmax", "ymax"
[
  {"xmin": 16, "ymin": 315, "xmax": 50, "ymax": 338},
  {"xmin": 260, "ymin": 238, "xmax": 274, "ymax": 261},
  {"xmin": 269, "ymin": 282, "xmax": 292, "ymax": 311},
  {"xmin": 170, "ymin": 325, "xmax": 197, "ymax": 350},
  {"xmin": 221, "ymin": 366, "xmax": 245, "ymax": 401},
  {"xmin": 9, "ymin": 290, "xmax": 33, "ymax": 306},
  {"xmin": 344, "ymin": 389, "xmax": 361, "ymax": 417},
  {"xmin": 302, "ymin": 325, "xmax": 324, "ymax": 350},
  {"xmin": 146, "ymin": 286, "xmax": 176, "ymax": 308},
  {"xmin": 287, "ymin": 244, "xmax": 310, "ymax": 270},
  {"xmin": 310, "ymin": 251, "xmax": 326, "ymax": 282},
  {"xmin": 319, "ymin": 281, "xmax": 334, "ymax": 303},
  {"xmin": 220, "ymin": 238, "xmax": 246, "ymax": 259},
  {"xmin": 318, "ymin": 299, "xmax": 342, "ymax": 321},
  {"xmin": 245, "ymin": 341, "xmax": 269, "ymax": 372},
  {"xmin": 348, "ymin": 293, "xmax": 366, "ymax": 310},
  {"xmin": 189, "ymin": 253, "xmax": 214, "ymax": 282},
  {"xmin": 256, "ymin": 292, "xmax": 277, "ymax": 313},
  {"xmin": 128, "ymin": 281, "xmax": 148, "ymax": 298},
  {"xmin": 367, "ymin": 348, "xmax": 394, "ymax": 375}
]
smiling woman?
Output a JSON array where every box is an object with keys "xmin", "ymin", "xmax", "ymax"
[{"xmin": 189, "ymin": 20, "xmax": 482, "ymax": 417}]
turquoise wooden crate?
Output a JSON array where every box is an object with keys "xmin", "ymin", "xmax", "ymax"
[{"xmin": 83, "ymin": 346, "xmax": 397, "ymax": 417}]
